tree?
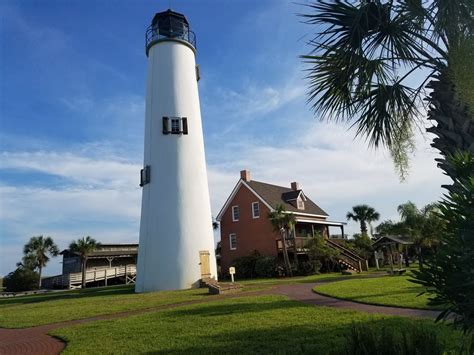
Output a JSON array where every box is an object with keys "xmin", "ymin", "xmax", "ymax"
[
  {"xmin": 346, "ymin": 204, "xmax": 380, "ymax": 235},
  {"xmin": 306, "ymin": 233, "xmax": 340, "ymax": 272},
  {"xmin": 23, "ymin": 235, "xmax": 59, "ymax": 288},
  {"xmin": 301, "ymin": 1, "xmax": 473, "ymax": 179},
  {"xmin": 69, "ymin": 236, "xmax": 100, "ymax": 289},
  {"xmin": 412, "ymin": 153, "xmax": 474, "ymax": 333},
  {"xmin": 302, "ymin": 0, "xmax": 473, "ymax": 332},
  {"xmin": 397, "ymin": 201, "xmax": 444, "ymax": 266},
  {"xmin": 4, "ymin": 267, "xmax": 39, "ymax": 292},
  {"xmin": 268, "ymin": 204, "xmax": 295, "ymax": 277}
]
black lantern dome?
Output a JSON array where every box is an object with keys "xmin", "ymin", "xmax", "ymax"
[{"xmin": 145, "ymin": 9, "xmax": 196, "ymax": 56}]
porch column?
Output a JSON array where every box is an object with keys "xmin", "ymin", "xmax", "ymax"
[{"xmin": 341, "ymin": 225, "xmax": 345, "ymax": 239}]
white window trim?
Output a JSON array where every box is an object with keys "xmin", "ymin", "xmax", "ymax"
[
  {"xmin": 232, "ymin": 205, "xmax": 239, "ymax": 222},
  {"xmin": 252, "ymin": 201, "xmax": 260, "ymax": 219},
  {"xmin": 229, "ymin": 233, "xmax": 237, "ymax": 250}
]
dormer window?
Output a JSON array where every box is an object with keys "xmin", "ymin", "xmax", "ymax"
[
  {"xmin": 162, "ymin": 117, "xmax": 188, "ymax": 135},
  {"xmin": 297, "ymin": 198, "xmax": 305, "ymax": 210}
]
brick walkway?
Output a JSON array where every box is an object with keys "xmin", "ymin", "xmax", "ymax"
[{"xmin": 0, "ymin": 279, "xmax": 440, "ymax": 354}]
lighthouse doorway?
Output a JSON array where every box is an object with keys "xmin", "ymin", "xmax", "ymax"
[{"xmin": 199, "ymin": 250, "xmax": 211, "ymax": 279}]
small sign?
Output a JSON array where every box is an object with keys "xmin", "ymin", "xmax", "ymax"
[{"xmin": 229, "ymin": 267, "xmax": 236, "ymax": 283}]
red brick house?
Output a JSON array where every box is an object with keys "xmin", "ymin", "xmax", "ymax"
[{"xmin": 217, "ymin": 170, "xmax": 367, "ymax": 274}]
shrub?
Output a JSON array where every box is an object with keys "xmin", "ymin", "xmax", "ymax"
[
  {"xmin": 343, "ymin": 322, "xmax": 444, "ymax": 355},
  {"xmin": 232, "ymin": 252, "xmax": 278, "ymax": 279},
  {"xmin": 4, "ymin": 267, "xmax": 39, "ymax": 292},
  {"xmin": 254, "ymin": 256, "xmax": 277, "ymax": 278},
  {"xmin": 296, "ymin": 260, "xmax": 318, "ymax": 276}
]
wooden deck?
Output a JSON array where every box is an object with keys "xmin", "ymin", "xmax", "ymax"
[{"xmin": 42, "ymin": 265, "xmax": 136, "ymax": 289}]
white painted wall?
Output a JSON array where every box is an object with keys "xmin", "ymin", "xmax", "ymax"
[{"xmin": 135, "ymin": 39, "xmax": 217, "ymax": 292}]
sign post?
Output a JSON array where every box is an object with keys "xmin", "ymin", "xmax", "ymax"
[{"xmin": 229, "ymin": 267, "xmax": 235, "ymax": 283}]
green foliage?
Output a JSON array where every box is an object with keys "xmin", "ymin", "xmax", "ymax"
[
  {"xmin": 346, "ymin": 205, "xmax": 380, "ymax": 235},
  {"xmin": 234, "ymin": 252, "xmax": 277, "ymax": 279},
  {"xmin": 306, "ymin": 234, "xmax": 340, "ymax": 272},
  {"xmin": 351, "ymin": 233, "xmax": 373, "ymax": 260},
  {"xmin": 69, "ymin": 236, "xmax": 101, "ymax": 288},
  {"xmin": 254, "ymin": 256, "xmax": 277, "ymax": 278},
  {"xmin": 4, "ymin": 267, "xmax": 39, "ymax": 292},
  {"xmin": 268, "ymin": 204, "xmax": 295, "ymax": 276},
  {"xmin": 301, "ymin": 0, "xmax": 472, "ymax": 177},
  {"xmin": 412, "ymin": 152, "xmax": 474, "ymax": 333},
  {"xmin": 344, "ymin": 322, "xmax": 445, "ymax": 355},
  {"xmin": 22, "ymin": 235, "xmax": 59, "ymax": 288}
]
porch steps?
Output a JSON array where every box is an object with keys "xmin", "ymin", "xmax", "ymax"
[{"xmin": 326, "ymin": 240, "xmax": 368, "ymax": 272}]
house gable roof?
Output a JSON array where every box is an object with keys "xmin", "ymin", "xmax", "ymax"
[
  {"xmin": 247, "ymin": 180, "xmax": 328, "ymax": 216},
  {"xmin": 216, "ymin": 178, "xmax": 328, "ymax": 221}
]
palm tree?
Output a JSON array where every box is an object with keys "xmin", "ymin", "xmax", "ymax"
[
  {"xmin": 397, "ymin": 201, "xmax": 443, "ymax": 266},
  {"xmin": 346, "ymin": 205, "xmax": 380, "ymax": 235},
  {"xmin": 69, "ymin": 236, "xmax": 100, "ymax": 289},
  {"xmin": 268, "ymin": 204, "xmax": 295, "ymax": 276},
  {"xmin": 23, "ymin": 235, "xmax": 59, "ymax": 288},
  {"xmin": 301, "ymin": 1, "xmax": 473, "ymax": 180}
]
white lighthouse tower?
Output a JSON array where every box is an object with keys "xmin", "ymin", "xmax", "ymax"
[{"xmin": 135, "ymin": 9, "xmax": 217, "ymax": 292}]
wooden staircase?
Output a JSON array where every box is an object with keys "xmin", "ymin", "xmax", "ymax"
[{"xmin": 326, "ymin": 240, "xmax": 368, "ymax": 272}]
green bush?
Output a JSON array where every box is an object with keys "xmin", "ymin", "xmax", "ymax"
[
  {"xmin": 254, "ymin": 256, "xmax": 277, "ymax": 277},
  {"xmin": 4, "ymin": 267, "xmax": 39, "ymax": 292},
  {"xmin": 343, "ymin": 322, "xmax": 445, "ymax": 355},
  {"xmin": 233, "ymin": 252, "xmax": 278, "ymax": 279},
  {"xmin": 296, "ymin": 260, "xmax": 318, "ymax": 276}
]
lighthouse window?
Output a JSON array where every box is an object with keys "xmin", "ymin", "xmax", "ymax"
[
  {"xmin": 163, "ymin": 117, "xmax": 189, "ymax": 135},
  {"xmin": 171, "ymin": 118, "xmax": 180, "ymax": 133}
]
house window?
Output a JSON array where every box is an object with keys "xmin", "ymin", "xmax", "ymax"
[
  {"xmin": 252, "ymin": 202, "xmax": 260, "ymax": 218},
  {"xmin": 232, "ymin": 205, "xmax": 239, "ymax": 222},
  {"xmin": 162, "ymin": 117, "xmax": 188, "ymax": 135},
  {"xmin": 229, "ymin": 233, "xmax": 237, "ymax": 250}
]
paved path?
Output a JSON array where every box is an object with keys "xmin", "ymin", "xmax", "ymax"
[
  {"xmin": 275, "ymin": 282, "xmax": 440, "ymax": 319},
  {"xmin": 0, "ymin": 278, "xmax": 440, "ymax": 354}
]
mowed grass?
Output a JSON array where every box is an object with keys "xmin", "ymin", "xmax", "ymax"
[
  {"xmin": 51, "ymin": 295, "xmax": 462, "ymax": 354},
  {"xmin": 0, "ymin": 273, "xmax": 350, "ymax": 329},
  {"xmin": 0, "ymin": 285, "xmax": 222, "ymax": 328},
  {"xmin": 315, "ymin": 274, "xmax": 438, "ymax": 310}
]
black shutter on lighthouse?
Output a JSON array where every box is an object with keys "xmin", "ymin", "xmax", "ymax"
[
  {"xmin": 162, "ymin": 117, "xmax": 170, "ymax": 134},
  {"xmin": 182, "ymin": 117, "xmax": 188, "ymax": 135}
]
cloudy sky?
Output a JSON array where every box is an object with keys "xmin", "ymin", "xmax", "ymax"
[{"xmin": 0, "ymin": 0, "xmax": 449, "ymax": 277}]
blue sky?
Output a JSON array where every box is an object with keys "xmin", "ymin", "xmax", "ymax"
[{"xmin": 0, "ymin": 0, "xmax": 449, "ymax": 277}]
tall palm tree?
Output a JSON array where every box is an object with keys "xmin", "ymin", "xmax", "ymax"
[
  {"xmin": 346, "ymin": 204, "xmax": 380, "ymax": 235},
  {"xmin": 69, "ymin": 236, "xmax": 100, "ymax": 289},
  {"xmin": 23, "ymin": 235, "xmax": 59, "ymax": 288},
  {"xmin": 301, "ymin": 1, "xmax": 473, "ymax": 180},
  {"xmin": 268, "ymin": 204, "xmax": 295, "ymax": 277}
]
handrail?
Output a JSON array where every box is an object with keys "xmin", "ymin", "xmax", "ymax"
[
  {"xmin": 326, "ymin": 239, "xmax": 364, "ymax": 260},
  {"xmin": 145, "ymin": 24, "xmax": 196, "ymax": 55}
]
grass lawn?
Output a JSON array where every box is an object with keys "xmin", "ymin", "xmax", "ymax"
[
  {"xmin": 314, "ymin": 274, "xmax": 438, "ymax": 310},
  {"xmin": 51, "ymin": 295, "xmax": 462, "ymax": 354},
  {"xmin": 0, "ymin": 273, "xmax": 350, "ymax": 329}
]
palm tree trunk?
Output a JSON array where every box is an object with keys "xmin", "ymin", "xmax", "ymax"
[
  {"xmin": 81, "ymin": 257, "xmax": 87, "ymax": 289},
  {"xmin": 38, "ymin": 264, "xmax": 43, "ymax": 289},
  {"xmin": 360, "ymin": 220, "xmax": 368, "ymax": 234},
  {"xmin": 426, "ymin": 72, "xmax": 474, "ymax": 182},
  {"xmin": 281, "ymin": 230, "xmax": 292, "ymax": 277}
]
